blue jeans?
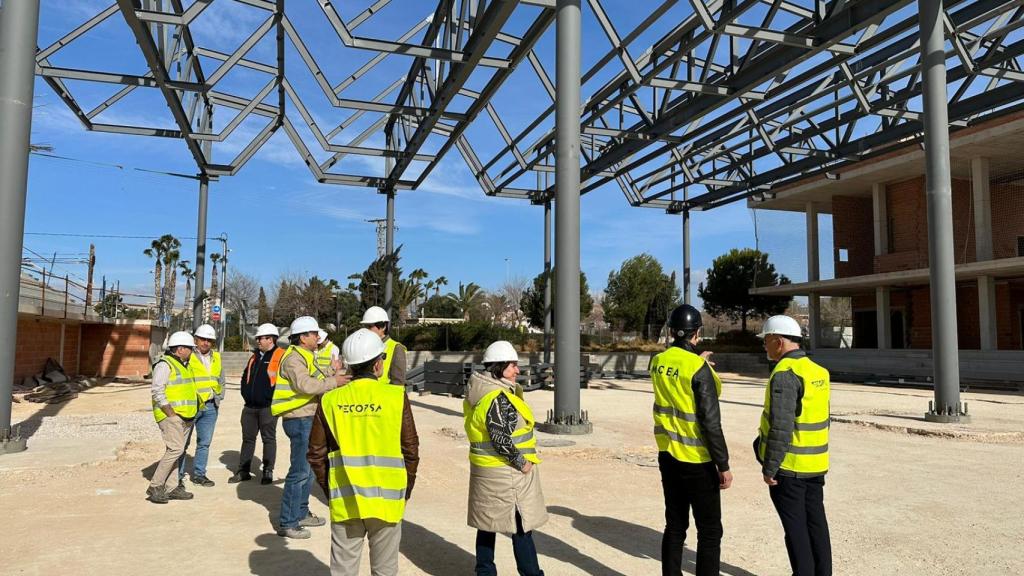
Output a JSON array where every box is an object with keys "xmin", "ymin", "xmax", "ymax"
[
  {"xmin": 475, "ymin": 512, "xmax": 544, "ymax": 576},
  {"xmin": 280, "ymin": 416, "xmax": 314, "ymax": 529},
  {"xmin": 179, "ymin": 402, "xmax": 219, "ymax": 480}
]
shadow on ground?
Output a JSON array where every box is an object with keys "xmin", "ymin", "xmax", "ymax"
[
  {"xmin": 549, "ymin": 505, "xmax": 758, "ymax": 576},
  {"xmin": 409, "ymin": 398, "xmax": 463, "ymax": 418}
]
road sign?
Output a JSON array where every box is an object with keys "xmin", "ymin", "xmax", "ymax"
[
  {"xmin": 212, "ymin": 304, "xmax": 221, "ymax": 314},
  {"xmin": 211, "ymin": 312, "xmax": 221, "ymax": 322}
]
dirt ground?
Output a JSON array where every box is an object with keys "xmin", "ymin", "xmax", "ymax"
[{"xmin": 2, "ymin": 374, "xmax": 1022, "ymax": 576}]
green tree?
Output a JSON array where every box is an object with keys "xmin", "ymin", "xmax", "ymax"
[
  {"xmin": 603, "ymin": 253, "xmax": 681, "ymax": 338},
  {"xmin": 257, "ymin": 287, "xmax": 271, "ymax": 324},
  {"xmin": 422, "ymin": 293, "xmax": 461, "ymax": 318},
  {"xmin": 94, "ymin": 292, "xmax": 126, "ymax": 318},
  {"xmin": 447, "ymin": 282, "xmax": 484, "ymax": 321},
  {"xmin": 520, "ymin": 269, "xmax": 594, "ymax": 329},
  {"xmin": 698, "ymin": 248, "xmax": 792, "ymax": 333}
]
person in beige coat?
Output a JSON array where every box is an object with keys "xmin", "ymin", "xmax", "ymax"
[{"xmin": 464, "ymin": 341, "xmax": 547, "ymax": 576}]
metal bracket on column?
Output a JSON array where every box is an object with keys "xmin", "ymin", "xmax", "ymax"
[
  {"xmin": 536, "ymin": 409, "xmax": 593, "ymax": 435},
  {"xmin": 925, "ymin": 401, "xmax": 971, "ymax": 424},
  {"xmin": 0, "ymin": 426, "xmax": 27, "ymax": 454}
]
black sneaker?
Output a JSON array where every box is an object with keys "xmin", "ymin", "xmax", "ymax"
[
  {"xmin": 168, "ymin": 484, "xmax": 194, "ymax": 500},
  {"xmin": 191, "ymin": 474, "xmax": 216, "ymax": 487},
  {"xmin": 147, "ymin": 486, "xmax": 169, "ymax": 504},
  {"xmin": 228, "ymin": 471, "xmax": 253, "ymax": 484},
  {"xmin": 261, "ymin": 469, "xmax": 273, "ymax": 485}
]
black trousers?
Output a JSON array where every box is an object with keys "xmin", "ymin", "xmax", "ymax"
[
  {"xmin": 658, "ymin": 452, "xmax": 722, "ymax": 576},
  {"xmin": 238, "ymin": 406, "xmax": 277, "ymax": 472},
  {"xmin": 769, "ymin": 475, "xmax": 832, "ymax": 576}
]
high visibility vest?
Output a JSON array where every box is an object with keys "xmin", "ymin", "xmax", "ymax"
[
  {"xmin": 380, "ymin": 338, "xmax": 400, "ymax": 386},
  {"xmin": 192, "ymin": 350, "xmax": 223, "ymax": 403},
  {"xmin": 464, "ymin": 382, "xmax": 541, "ymax": 468},
  {"xmin": 650, "ymin": 346, "xmax": 722, "ymax": 463},
  {"xmin": 321, "ymin": 378, "xmax": 408, "ymax": 523},
  {"xmin": 758, "ymin": 356, "xmax": 831, "ymax": 475},
  {"xmin": 315, "ymin": 341, "xmax": 338, "ymax": 375},
  {"xmin": 245, "ymin": 347, "xmax": 285, "ymax": 386},
  {"xmin": 152, "ymin": 355, "xmax": 200, "ymax": 423},
  {"xmin": 271, "ymin": 346, "xmax": 325, "ymax": 416}
]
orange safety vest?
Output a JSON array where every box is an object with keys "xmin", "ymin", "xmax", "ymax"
[{"xmin": 246, "ymin": 347, "xmax": 286, "ymax": 387}]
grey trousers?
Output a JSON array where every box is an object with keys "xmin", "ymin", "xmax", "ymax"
[
  {"xmin": 151, "ymin": 416, "xmax": 194, "ymax": 489},
  {"xmin": 239, "ymin": 406, "xmax": 277, "ymax": 472},
  {"xmin": 331, "ymin": 519, "xmax": 402, "ymax": 576}
]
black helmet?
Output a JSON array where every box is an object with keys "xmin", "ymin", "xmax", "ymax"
[{"xmin": 668, "ymin": 304, "xmax": 702, "ymax": 338}]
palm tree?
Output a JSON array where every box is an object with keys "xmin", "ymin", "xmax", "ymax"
[
  {"xmin": 433, "ymin": 275, "xmax": 448, "ymax": 297},
  {"xmin": 409, "ymin": 268, "xmax": 429, "ymax": 317},
  {"xmin": 448, "ymin": 282, "xmax": 484, "ymax": 321},
  {"xmin": 179, "ymin": 260, "xmax": 193, "ymax": 329},
  {"xmin": 161, "ymin": 236, "xmax": 181, "ymax": 321},
  {"xmin": 143, "ymin": 241, "xmax": 164, "ymax": 319}
]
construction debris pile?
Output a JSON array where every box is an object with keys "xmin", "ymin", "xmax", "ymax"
[{"xmin": 12, "ymin": 358, "xmax": 112, "ymax": 404}]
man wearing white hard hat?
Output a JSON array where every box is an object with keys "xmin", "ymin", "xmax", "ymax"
[
  {"xmin": 464, "ymin": 340, "xmax": 547, "ymax": 576},
  {"xmin": 360, "ymin": 306, "xmax": 407, "ymax": 387},
  {"xmin": 147, "ymin": 331, "xmax": 202, "ymax": 504},
  {"xmin": 273, "ymin": 316, "xmax": 349, "ymax": 539},
  {"xmin": 230, "ymin": 323, "xmax": 284, "ymax": 485},
  {"xmin": 754, "ymin": 315, "xmax": 832, "ymax": 576},
  {"xmin": 178, "ymin": 323, "xmax": 224, "ymax": 487},
  {"xmin": 315, "ymin": 329, "xmax": 342, "ymax": 377},
  {"xmin": 308, "ymin": 328, "xmax": 420, "ymax": 576}
]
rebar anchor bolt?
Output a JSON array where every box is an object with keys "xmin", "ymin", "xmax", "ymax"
[{"xmin": 536, "ymin": 409, "xmax": 593, "ymax": 435}]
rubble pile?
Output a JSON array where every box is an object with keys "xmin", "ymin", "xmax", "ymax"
[{"xmin": 12, "ymin": 358, "xmax": 110, "ymax": 404}]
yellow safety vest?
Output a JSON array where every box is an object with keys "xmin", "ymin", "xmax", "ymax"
[
  {"xmin": 271, "ymin": 346, "xmax": 325, "ymax": 417},
  {"xmin": 464, "ymin": 384, "xmax": 541, "ymax": 468},
  {"xmin": 315, "ymin": 341, "xmax": 338, "ymax": 375},
  {"xmin": 152, "ymin": 355, "xmax": 201, "ymax": 423},
  {"xmin": 192, "ymin": 350, "xmax": 223, "ymax": 403},
  {"xmin": 650, "ymin": 346, "xmax": 722, "ymax": 464},
  {"xmin": 758, "ymin": 356, "xmax": 831, "ymax": 475},
  {"xmin": 380, "ymin": 338, "xmax": 400, "ymax": 386},
  {"xmin": 321, "ymin": 378, "xmax": 408, "ymax": 523}
]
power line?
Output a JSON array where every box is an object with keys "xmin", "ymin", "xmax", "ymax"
[{"xmin": 24, "ymin": 232, "xmax": 223, "ymax": 241}]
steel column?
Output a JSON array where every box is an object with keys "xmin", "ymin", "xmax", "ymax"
[
  {"xmin": 543, "ymin": 200, "xmax": 552, "ymax": 364},
  {"xmin": 0, "ymin": 0, "xmax": 40, "ymax": 453},
  {"xmin": 806, "ymin": 202, "xmax": 820, "ymax": 348},
  {"xmin": 193, "ymin": 175, "xmax": 209, "ymax": 329},
  {"xmin": 919, "ymin": 0, "xmax": 966, "ymax": 422},
  {"xmin": 384, "ymin": 189, "xmax": 395, "ymax": 315},
  {"xmin": 682, "ymin": 209, "xmax": 691, "ymax": 305},
  {"xmin": 542, "ymin": 0, "xmax": 590, "ymax": 434}
]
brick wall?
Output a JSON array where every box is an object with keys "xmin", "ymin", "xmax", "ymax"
[
  {"xmin": 990, "ymin": 184, "xmax": 1024, "ymax": 259},
  {"xmin": 13, "ymin": 317, "xmax": 81, "ymax": 384},
  {"xmin": 80, "ymin": 323, "xmax": 155, "ymax": 378},
  {"xmin": 832, "ymin": 195, "xmax": 874, "ymax": 278}
]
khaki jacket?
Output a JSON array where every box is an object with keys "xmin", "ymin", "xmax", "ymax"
[
  {"xmin": 465, "ymin": 372, "xmax": 548, "ymax": 534},
  {"xmin": 278, "ymin": 348, "xmax": 335, "ymax": 419}
]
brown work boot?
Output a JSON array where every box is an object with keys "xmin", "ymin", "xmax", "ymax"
[
  {"xmin": 168, "ymin": 483, "xmax": 194, "ymax": 500},
  {"xmin": 147, "ymin": 486, "xmax": 169, "ymax": 504}
]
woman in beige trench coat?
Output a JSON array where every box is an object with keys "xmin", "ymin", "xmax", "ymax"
[{"xmin": 464, "ymin": 340, "xmax": 548, "ymax": 576}]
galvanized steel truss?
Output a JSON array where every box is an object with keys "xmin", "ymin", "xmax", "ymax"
[{"xmin": 32, "ymin": 0, "xmax": 1024, "ymax": 212}]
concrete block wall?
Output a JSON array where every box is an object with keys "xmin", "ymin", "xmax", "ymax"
[{"xmin": 13, "ymin": 317, "xmax": 81, "ymax": 383}]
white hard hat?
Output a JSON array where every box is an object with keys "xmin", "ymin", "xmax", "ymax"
[
  {"xmin": 483, "ymin": 340, "xmax": 519, "ymax": 364},
  {"xmin": 168, "ymin": 331, "xmax": 196, "ymax": 348},
  {"xmin": 342, "ymin": 328, "xmax": 386, "ymax": 365},
  {"xmin": 317, "ymin": 330, "xmax": 328, "ymax": 345},
  {"xmin": 255, "ymin": 323, "xmax": 279, "ymax": 338},
  {"xmin": 194, "ymin": 324, "xmax": 217, "ymax": 340},
  {"xmin": 360, "ymin": 306, "xmax": 390, "ymax": 325},
  {"xmin": 290, "ymin": 316, "xmax": 320, "ymax": 336},
  {"xmin": 757, "ymin": 315, "xmax": 804, "ymax": 339}
]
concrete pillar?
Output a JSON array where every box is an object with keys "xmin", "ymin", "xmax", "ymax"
[
  {"xmin": 972, "ymin": 157, "xmax": 993, "ymax": 262},
  {"xmin": 919, "ymin": 0, "xmax": 965, "ymax": 422},
  {"xmin": 0, "ymin": 0, "xmax": 41, "ymax": 453},
  {"xmin": 978, "ymin": 276, "xmax": 998, "ymax": 351},
  {"xmin": 872, "ymin": 184, "xmax": 888, "ymax": 256},
  {"xmin": 876, "ymin": 287, "xmax": 892, "ymax": 349},
  {"xmin": 806, "ymin": 202, "xmax": 820, "ymax": 348}
]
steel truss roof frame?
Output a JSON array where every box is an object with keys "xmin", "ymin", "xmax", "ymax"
[{"xmin": 31, "ymin": 0, "xmax": 1024, "ymax": 213}]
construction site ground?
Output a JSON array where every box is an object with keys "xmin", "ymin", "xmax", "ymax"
[{"xmin": 2, "ymin": 374, "xmax": 1022, "ymax": 576}]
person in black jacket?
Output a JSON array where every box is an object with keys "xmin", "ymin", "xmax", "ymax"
[
  {"xmin": 650, "ymin": 304, "xmax": 731, "ymax": 576},
  {"xmin": 230, "ymin": 323, "xmax": 283, "ymax": 485}
]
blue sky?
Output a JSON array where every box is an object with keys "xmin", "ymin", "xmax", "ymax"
[{"xmin": 26, "ymin": 0, "xmax": 834, "ymax": 307}]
